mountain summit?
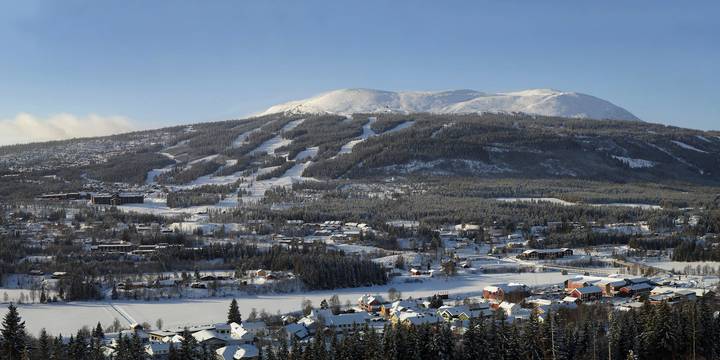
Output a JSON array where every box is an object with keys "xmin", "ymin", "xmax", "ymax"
[{"xmin": 260, "ymin": 88, "xmax": 640, "ymax": 121}]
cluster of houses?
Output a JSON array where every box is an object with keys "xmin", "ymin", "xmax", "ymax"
[
  {"xmin": 106, "ymin": 321, "xmax": 266, "ymax": 359},
  {"xmin": 563, "ymin": 275, "xmax": 714, "ymax": 304},
  {"xmin": 283, "ymin": 282, "xmax": 546, "ymax": 343},
  {"xmin": 311, "ymin": 221, "xmax": 374, "ymax": 242},
  {"xmin": 280, "ymin": 274, "xmax": 717, "ymax": 344},
  {"xmin": 94, "ymin": 272, "xmax": 716, "ymax": 359},
  {"xmin": 113, "ymin": 269, "xmax": 292, "ymax": 294},
  {"xmin": 37, "ymin": 191, "xmax": 146, "ymax": 206}
]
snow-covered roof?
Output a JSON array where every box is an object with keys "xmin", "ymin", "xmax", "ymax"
[
  {"xmin": 192, "ymin": 329, "xmax": 228, "ymax": 343},
  {"xmin": 324, "ymin": 312, "xmax": 372, "ymax": 327},
  {"xmin": 572, "ymin": 286, "xmax": 602, "ymax": 294},
  {"xmin": 484, "ymin": 283, "xmax": 528, "ymax": 293},
  {"xmin": 285, "ymin": 323, "xmax": 309, "ymax": 340},
  {"xmin": 145, "ymin": 342, "xmax": 170, "ymax": 355},
  {"xmin": 215, "ymin": 344, "xmax": 259, "ymax": 360}
]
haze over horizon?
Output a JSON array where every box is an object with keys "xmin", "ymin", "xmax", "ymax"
[{"xmin": 1, "ymin": 1, "xmax": 718, "ymax": 145}]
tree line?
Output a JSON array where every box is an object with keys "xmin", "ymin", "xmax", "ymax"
[{"xmin": 3, "ymin": 297, "xmax": 720, "ymax": 359}]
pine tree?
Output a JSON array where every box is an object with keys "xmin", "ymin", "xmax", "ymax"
[
  {"xmin": 522, "ymin": 311, "xmax": 543, "ymax": 360},
  {"xmin": 89, "ymin": 337, "xmax": 105, "ymax": 360},
  {"xmin": 168, "ymin": 342, "xmax": 179, "ymax": 360},
  {"xmin": 39, "ymin": 287, "xmax": 47, "ymax": 304},
  {"xmin": 52, "ymin": 335, "xmax": 67, "ymax": 360},
  {"xmin": 179, "ymin": 329, "xmax": 198, "ymax": 360},
  {"xmin": 70, "ymin": 329, "xmax": 90, "ymax": 360},
  {"xmin": 505, "ymin": 324, "xmax": 522, "ymax": 360},
  {"xmin": 265, "ymin": 345, "xmax": 277, "ymax": 360},
  {"xmin": 364, "ymin": 325, "xmax": 381, "ymax": 360},
  {"xmin": 92, "ymin": 322, "xmax": 105, "ymax": 339},
  {"xmin": 436, "ymin": 324, "xmax": 455, "ymax": 360},
  {"xmin": 314, "ymin": 327, "xmax": 328, "ymax": 360},
  {"xmin": 653, "ymin": 302, "xmax": 678, "ymax": 356},
  {"xmin": 1, "ymin": 303, "xmax": 27, "ymax": 360},
  {"xmin": 200, "ymin": 343, "xmax": 215, "ymax": 360},
  {"xmin": 278, "ymin": 336, "xmax": 290, "ymax": 360},
  {"xmin": 289, "ymin": 336, "xmax": 303, "ymax": 360},
  {"xmin": 227, "ymin": 298, "xmax": 242, "ymax": 324},
  {"xmin": 129, "ymin": 331, "xmax": 145, "ymax": 360},
  {"xmin": 37, "ymin": 328, "xmax": 51, "ymax": 360}
]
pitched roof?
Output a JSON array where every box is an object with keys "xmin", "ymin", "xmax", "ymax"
[
  {"xmin": 573, "ymin": 286, "xmax": 602, "ymax": 294},
  {"xmin": 215, "ymin": 344, "xmax": 259, "ymax": 360}
]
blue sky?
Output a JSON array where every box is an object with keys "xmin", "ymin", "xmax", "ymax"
[{"xmin": 0, "ymin": 1, "xmax": 718, "ymax": 144}]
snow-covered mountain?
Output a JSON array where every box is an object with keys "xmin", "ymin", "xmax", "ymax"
[{"xmin": 260, "ymin": 88, "xmax": 640, "ymax": 121}]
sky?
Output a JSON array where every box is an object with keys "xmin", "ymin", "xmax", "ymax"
[{"xmin": 0, "ymin": 1, "xmax": 718, "ymax": 144}]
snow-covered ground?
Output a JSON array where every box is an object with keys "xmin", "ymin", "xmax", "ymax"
[
  {"xmin": 249, "ymin": 135, "xmax": 292, "ymax": 156},
  {"xmin": 644, "ymin": 260, "xmax": 720, "ymax": 273},
  {"xmin": 611, "ymin": 155, "xmax": 655, "ymax": 169},
  {"xmin": 248, "ymin": 119, "xmax": 305, "ymax": 156},
  {"xmin": 188, "ymin": 169, "xmax": 243, "ymax": 187},
  {"xmin": 258, "ymin": 88, "xmax": 640, "ymax": 121},
  {"xmin": 293, "ymin": 147, "xmax": 319, "ymax": 161},
  {"xmin": 671, "ymin": 140, "xmax": 708, "ymax": 153},
  {"xmin": 597, "ymin": 203, "xmax": 662, "ymax": 210},
  {"xmin": 1, "ymin": 271, "xmax": 570, "ymax": 336},
  {"xmin": 337, "ymin": 117, "xmax": 377, "ymax": 155},
  {"xmin": 231, "ymin": 128, "xmax": 261, "ymax": 148},
  {"xmin": 239, "ymin": 162, "xmax": 317, "ymax": 203},
  {"xmin": 495, "ymin": 197, "xmax": 661, "ymax": 210},
  {"xmin": 431, "ymin": 122, "xmax": 455, "ymax": 138},
  {"xmin": 145, "ymin": 152, "xmax": 180, "ymax": 185},
  {"xmin": 384, "ymin": 120, "xmax": 415, "ymax": 134},
  {"xmin": 188, "ymin": 154, "xmax": 220, "ymax": 165},
  {"xmin": 495, "ymin": 197, "xmax": 576, "ymax": 206}
]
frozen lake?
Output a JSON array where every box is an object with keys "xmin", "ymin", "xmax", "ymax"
[{"xmin": 1, "ymin": 271, "xmax": 568, "ymax": 336}]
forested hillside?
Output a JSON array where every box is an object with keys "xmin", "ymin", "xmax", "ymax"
[
  {"xmin": 302, "ymin": 113, "xmax": 720, "ymax": 184},
  {"xmin": 2, "ymin": 112, "xmax": 719, "ymax": 201}
]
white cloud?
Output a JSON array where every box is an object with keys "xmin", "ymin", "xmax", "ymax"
[{"xmin": 0, "ymin": 113, "xmax": 137, "ymax": 146}]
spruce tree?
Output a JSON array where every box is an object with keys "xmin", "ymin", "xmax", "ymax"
[
  {"xmin": 179, "ymin": 329, "xmax": 198, "ymax": 360},
  {"xmin": 52, "ymin": 335, "xmax": 67, "ymax": 360},
  {"xmin": 168, "ymin": 342, "xmax": 179, "ymax": 360},
  {"xmin": 92, "ymin": 322, "xmax": 105, "ymax": 339},
  {"xmin": 37, "ymin": 328, "xmax": 51, "ymax": 360},
  {"xmin": 1, "ymin": 303, "xmax": 27, "ymax": 360},
  {"xmin": 39, "ymin": 288, "xmax": 47, "ymax": 304},
  {"xmin": 522, "ymin": 311, "xmax": 543, "ymax": 360},
  {"xmin": 227, "ymin": 298, "xmax": 242, "ymax": 324},
  {"xmin": 89, "ymin": 336, "xmax": 105, "ymax": 360},
  {"xmin": 436, "ymin": 324, "xmax": 455, "ymax": 360},
  {"xmin": 277, "ymin": 333, "xmax": 290, "ymax": 359},
  {"xmin": 129, "ymin": 331, "xmax": 145, "ymax": 360}
]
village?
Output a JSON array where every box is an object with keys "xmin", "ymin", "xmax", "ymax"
[{"xmin": 31, "ymin": 270, "xmax": 713, "ymax": 360}]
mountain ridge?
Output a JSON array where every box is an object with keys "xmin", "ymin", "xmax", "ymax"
[{"xmin": 259, "ymin": 88, "xmax": 640, "ymax": 121}]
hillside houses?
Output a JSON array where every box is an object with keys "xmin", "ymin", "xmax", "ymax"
[{"xmin": 109, "ymin": 321, "xmax": 264, "ymax": 359}]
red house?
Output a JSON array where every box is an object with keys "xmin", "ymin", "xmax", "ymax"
[{"xmin": 570, "ymin": 286, "xmax": 602, "ymax": 301}]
